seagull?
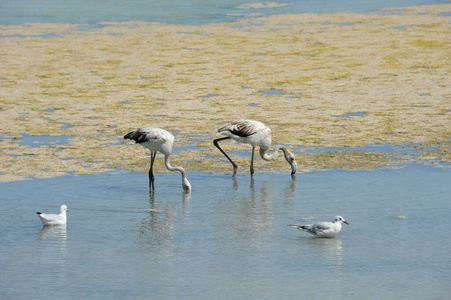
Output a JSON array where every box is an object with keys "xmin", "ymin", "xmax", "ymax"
[
  {"xmin": 36, "ymin": 205, "xmax": 69, "ymax": 226},
  {"xmin": 124, "ymin": 127, "xmax": 192, "ymax": 191},
  {"xmin": 289, "ymin": 216, "xmax": 349, "ymax": 238},
  {"xmin": 213, "ymin": 119, "xmax": 297, "ymax": 177}
]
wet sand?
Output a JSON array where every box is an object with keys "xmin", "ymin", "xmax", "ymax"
[{"xmin": 0, "ymin": 4, "xmax": 450, "ymax": 181}]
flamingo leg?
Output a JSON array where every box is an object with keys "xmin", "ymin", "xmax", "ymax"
[
  {"xmin": 250, "ymin": 146, "xmax": 255, "ymax": 177},
  {"xmin": 213, "ymin": 137, "xmax": 238, "ymax": 177},
  {"xmin": 149, "ymin": 151, "xmax": 157, "ymax": 190}
]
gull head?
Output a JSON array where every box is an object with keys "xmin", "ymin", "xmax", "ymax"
[
  {"xmin": 334, "ymin": 215, "xmax": 348, "ymax": 224},
  {"xmin": 61, "ymin": 205, "xmax": 69, "ymax": 213}
]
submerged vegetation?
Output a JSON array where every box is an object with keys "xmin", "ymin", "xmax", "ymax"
[{"xmin": 0, "ymin": 4, "xmax": 450, "ymax": 181}]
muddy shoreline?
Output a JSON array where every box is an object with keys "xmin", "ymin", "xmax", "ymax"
[{"xmin": 0, "ymin": 5, "xmax": 450, "ymax": 181}]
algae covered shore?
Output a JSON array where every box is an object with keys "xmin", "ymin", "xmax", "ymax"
[{"xmin": 0, "ymin": 4, "xmax": 450, "ymax": 181}]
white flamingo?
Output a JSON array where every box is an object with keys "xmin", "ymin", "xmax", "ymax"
[
  {"xmin": 124, "ymin": 128, "xmax": 192, "ymax": 191},
  {"xmin": 36, "ymin": 205, "xmax": 69, "ymax": 226},
  {"xmin": 213, "ymin": 119, "xmax": 297, "ymax": 177},
  {"xmin": 289, "ymin": 216, "xmax": 349, "ymax": 238}
]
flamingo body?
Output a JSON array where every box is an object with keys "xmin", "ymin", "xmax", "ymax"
[
  {"xmin": 214, "ymin": 119, "xmax": 297, "ymax": 176},
  {"xmin": 217, "ymin": 119, "xmax": 272, "ymax": 150},
  {"xmin": 124, "ymin": 128, "xmax": 191, "ymax": 191},
  {"xmin": 125, "ymin": 128, "xmax": 174, "ymax": 155}
]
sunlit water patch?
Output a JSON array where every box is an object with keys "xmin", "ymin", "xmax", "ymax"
[
  {"xmin": 0, "ymin": 33, "xmax": 59, "ymax": 38},
  {"xmin": 333, "ymin": 112, "xmax": 367, "ymax": 118},
  {"xmin": 258, "ymin": 88, "xmax": 284, "ymax": 95},
  {"xmin": 14, "ymin": 134, "xmax": 73, "ymax": 148},
  {"xmin": 300, "ymin": 143, "xmax": 447, "ymax": 157},
  {"xmin": 0, "ymin": 165, "xmax": 449, "ymax": 299}
]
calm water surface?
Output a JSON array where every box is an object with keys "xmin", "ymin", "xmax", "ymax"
[
  {"xmin": 1, "ymin": 164, "xmax": 450, "ymax": 299},
  {"xmin": 1, "ymin": 0, "xmax": 448, "ymax": 25}
]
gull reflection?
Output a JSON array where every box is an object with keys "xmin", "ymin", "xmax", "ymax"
[
  {"xmin": 38, "ymin": 225, "xmax": 68, "ymax": 255},
  {"xmin": 312, "ymin": 237, "xmax": 345, "ymax": 284},
  {"xmin": 304, "ymin": 237, "xmax": 344, "ymax": 266},
  {"xmin": 39, "ymin": 225, "xmax": 68, "ymax": 241},
  {"xmin": 37, "ymin": 224, "xmax": 68, "ymax": 280}
]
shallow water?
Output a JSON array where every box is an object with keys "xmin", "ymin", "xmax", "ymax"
[
  {"xmin": 1, "ymin": 164, "xmax": 449, "ymax": 299},
  {"xmin": 1, "ymin": 0, "xmax": 448, "ymax": 25}
]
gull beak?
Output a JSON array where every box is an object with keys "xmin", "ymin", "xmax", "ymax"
[
  {"xmin": 343, "ymin": 220, "xmax": 349, "ymax": 225},
  {"xmin": 67, "ymin": 209, "xmax": 69, "ymax": 212}
]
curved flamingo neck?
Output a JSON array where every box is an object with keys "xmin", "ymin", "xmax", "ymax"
[
  {"xmin": 259, "ymin": 146, "xmax": 281, "ymax": 161},
  {"xmin": 164, "ymin": 155, "xmax": 192, "ymax": 190}
]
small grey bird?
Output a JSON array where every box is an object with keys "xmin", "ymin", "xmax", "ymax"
[{"xmin": 289, "ymin": 216, "xmax": 349, "ymax": 238}]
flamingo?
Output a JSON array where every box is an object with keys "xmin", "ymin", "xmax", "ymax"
[
  {"xmin": 213, "ymin": 119, "xmax": 297, "ymax": 177},
  {"xmin": 289, "ymin": 216, "xmax": 349, "ymax": 238},
  {"xmin": 36, "ymin": 205, "xmax": 69, "ymax": 226},
  {"xmin": 124, "ymin": 128, "xmax": 192, "ymax": 191}
]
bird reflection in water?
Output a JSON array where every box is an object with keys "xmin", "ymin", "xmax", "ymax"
[
  {"xmin": 39, "ymin": 224, "xmax": 67, "ymax": 241},
  {"xmin": 137, "ymin": 190, "xmax": 191, "ymax": 255},
  {"xmin": 37, "ymin": 225, "xmax": 68, "ymax": 271},
  {"xmin": 305, "ymin": 237, "xmax": 344, "ymax": 265},
  {"xmin": 303, "ymin": 237, "xmax": 346, "ymax": 283}
]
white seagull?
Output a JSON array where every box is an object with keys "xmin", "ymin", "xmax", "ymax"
[
  {"xmin": 289, "ymin": 216, "xmax": 349, "ymax": 238},
  {"xmin": 36, "ymin": 205, "xmax": 69, "ymax": 226},
  {"xmin": 124, "ymin": 127, "xmax": 192, "ymax": 191},
  {"xmin": 213, "ymin": 119, "xmax": 298, "ymax": 177}
]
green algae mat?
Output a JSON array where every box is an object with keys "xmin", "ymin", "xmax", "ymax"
[{"xmin": 0, "ymin": 5, "xmax": 450, "ymax": 181}]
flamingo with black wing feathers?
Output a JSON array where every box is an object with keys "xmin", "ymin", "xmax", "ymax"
[
  {"xmin": 124, "ymin": 128, "xmax": 191, "ymax": 191},
  {"xmin": 213, "ymin": 119, "xmax": 297, "ymax": 177}
]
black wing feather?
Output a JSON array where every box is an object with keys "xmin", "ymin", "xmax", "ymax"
[{"xmin": 124, "ymin": 130, "xmax": 150, "ymax": 144}]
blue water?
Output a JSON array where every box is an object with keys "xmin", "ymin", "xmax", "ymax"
[
  {"xmin": 0, "ymin": 0, "xmax": 448, "ymax": 25},
  {"xmin": 0, "ymin": 165, "xmax": 450, "ymax": 299},
  {"xmin": 1, "ymin": 1, "xmax": 450, "ymax": 298}
]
